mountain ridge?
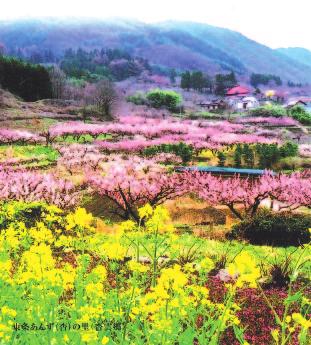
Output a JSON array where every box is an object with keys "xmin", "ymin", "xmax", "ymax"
[
  {"xmin": 276, "ymin": 47, "xmax": 311, "ymax": 69},
  {"xmin": 0, "ymin": 18, "xmax": 311, "ymax": 83}
]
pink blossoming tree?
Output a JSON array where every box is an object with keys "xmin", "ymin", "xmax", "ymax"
[{"xmin": 87, "ymin": 159, "xmax": 186, "ymax": 222}]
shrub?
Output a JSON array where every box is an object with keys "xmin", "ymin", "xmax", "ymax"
[
  {"xmin": 256, "ymin": 143, "xmax": 280, "ymax": 168},
  {"xmin": 0, "ymin": 201, "xmax": 52, "ymax": 229},
  {"xmin": 187, "ymin": 112, "xmax": 216, "ymax": 119},
  {"xmin": 250, "ymin": 105, "xmax": 287, "ymax": 118},
  {"xmin": 228, "ymin": 210, "xmax": 311, "ymax": 246},
  {"xmin": 217, "ymin": 151, "xmax": 227, "ymax": 166},
  {"xmin": 287, "ymin": 105, "xmax": 311, "ymax": 125},
  {"xmin": 279, "ymin": 141, "xmax": 298, "ymax": 158},
  {"xmin": 146, "ymin": 89, "xmax": 182, "ymax": 111},
  {"xmin": 80, "ymin": 105, "xmax": 106, "ymax": 120},
  {"xmin": 254, "ymin": 142, "xmax": 298, "ymax": 169},
  {"xmin": 126, "ymin": 91, "xmax": 146, "ymax": 105}
]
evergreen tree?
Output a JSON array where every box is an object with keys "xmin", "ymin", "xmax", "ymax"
[
  {"xmin": 214, "ymin": 72, "xmax": 237, "ymax": 96},
  {"xmin": 217, "ymin": 151, "xmax": 226, "ymax": 167},
  {"xmin": 191, "ymin": 71, "xmax": 205, "ymax": 91},
  {"xmin": 180, "ymin": 71, "xmax": 191, "ymax": 90},
  {"xmin": 242, "ymin": 144, "xmax": 255, "ymax": 168},
  {"xmin": 234, "ymin": 144, "xmax": 243, "ymax": 168},
  {"xmin": 169, "ymin": 68, "xmax": 177, "ymax": 84},
  {"xmin": 0, "ymin": 56, "xmax": 52, "ymax": 101}
]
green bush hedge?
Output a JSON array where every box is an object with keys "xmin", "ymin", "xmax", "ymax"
[
  {"xmin": 250, "ymin": 105, "xmax": 287, "ymax": 117},
  {"xmin": 227, "ymin": 210, "xmax": 311, "ymax": 246},
  {"xmin": 143, "ymin": 142, "xmax": 193, "ymax": 163},
  {"xmin": 126, "ymin": 92, "xmax": 146, "ymax": 105}
]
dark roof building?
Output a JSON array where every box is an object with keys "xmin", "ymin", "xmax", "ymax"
[
  {"xmin": 286, "ymin": 99, "xmax": 307, "ymax": 108},
  {"xmin": 197, "ymin": 99, "xmax": 227, "ymax": 110},
  {"xmin": 175, "ymin": 166, "xmax": 272, "ymax": 177}
]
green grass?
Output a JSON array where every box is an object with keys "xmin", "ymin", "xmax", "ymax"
[
  {"xmin": 0, "ymin": 144, "xmax": 59, "ymax": 168},
  {"xmin": 15, "ymin": 145, "xmax": 58, "ymax": 159}
]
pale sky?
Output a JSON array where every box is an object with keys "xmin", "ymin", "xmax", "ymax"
[{"xmin": 1, "ymin": 0, "xmax": 311, "ymax": 50}]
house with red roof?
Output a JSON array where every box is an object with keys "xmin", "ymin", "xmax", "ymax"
[
  {"xmin": 226, "ymin": 85, "xmax": 250, "ymax": 96},
  {"xmin": 225, "ymin": 85, "xmax": 259, "ymax": 111}
]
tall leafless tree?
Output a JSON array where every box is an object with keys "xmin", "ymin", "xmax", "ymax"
[
  {"xmin": 94, "ymin": 79, "xmax": 118, "ymax": 120},
  {"xmin": 49, "ymin": 66, "xmax": 66, "ymax": 99}
]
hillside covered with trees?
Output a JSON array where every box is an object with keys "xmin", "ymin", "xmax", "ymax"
[{"xmin": 1, "ymin": 18, "xmax": 311, "ymax": 83}]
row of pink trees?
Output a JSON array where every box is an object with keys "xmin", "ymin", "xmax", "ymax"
[
  {"xmin": 45, "ymin": 117, "xmax": 277, "ymax": 146},
  {"xmin": 186, "ymin": 171, "xmax": 311, "ymax": 220},
  {"xmin": 0, "ymin": 116, "xmax": 281, "ymax": 148},
  {"xmin": 87, "ymin": 162, "xmax": 311, "ymax": 222},
  {"xmin": 0, "ymin": 159, "xmax": 310, "ymax": 221},
  {"xmin": 0, "ymin": 129, "xmax": 43, "ymax": 144}
]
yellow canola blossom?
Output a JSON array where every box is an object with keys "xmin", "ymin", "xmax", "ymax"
[
  {"xmin": 128, "ymin": 261, "xmax": 148, "ymax": 273},
  {"xmin": 66, "ymin": 207, "xmax": 94, "ymax": 232},
  {"xmin": 0, "ymin": 323, "xmax": 11, "ymax": 341},
  {"xmin": 81, "ymin": 330, "xmax": 98, "ymax": 343},
  {"xmin": 101, "ymin": 336, "xmax": 109, "ymax": 345},
  {"xmin": 118, "ymin": 219, "xmax": 136, "ymax": 233},
  {"xmin": 199, "ymin": 257, "xmax": 215, "ymax": 273},
  {"xmin": 21, "ymin": 243, "xmax": 55, "ymax": 272},
  {"xmin": 91, "ymin": 265, "xmax": 107, "ymax": 281},
  {"xmin": 227, "ymin": 252, "xmax": 261, "ymax": 288},
  {"xmin": 29, "ymin": 222, "xmax": 54, "ymax": 244},
  {"xmin": 291, "ymin": 312, "xmax": 311, "ymax": 329},
  {"xmin": 1, "ymin": 306, "xmax": 17, "ymax": 318},
  {"xmin": 138, "ymin": 203, "xmax": 153, "ymax": 219},
  {"xmin": 144, "ymin": 204, "xmax": 174, "ymax": 234},
  {"xmin": 156, "ymin": 265, "xmax": 188, "ymax": 293},
  {"xmin": 100, "ymin": 241, "xmax": 127, "ymax": 260},
  {"xmin": 85, "ymin": 282, "xmax": 106, "ymax": 299},
  {"xmin": 17, "ymin": 243, "xmax": 76, "ymax": 289}
]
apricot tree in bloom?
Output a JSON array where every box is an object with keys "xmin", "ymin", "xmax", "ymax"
[
  {"xmin": 0, "ymin": 129, "xmax": 42, "ymax": 144},
  {"xmin": 57, "ymin": 144, "xmax": 106, "ymax": 174},
  {"xmin": 187, "ymin": 170, "xmax": 311, "ymax": 220},
  {"xmin": 0, "ymin": 169, "xmax": 80, "ymax": 208},
  {"xmin": 87, "ymin": 159, "xmax": 186, "ymax": 222}
]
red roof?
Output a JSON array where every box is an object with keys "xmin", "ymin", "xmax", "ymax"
[{"xmin": 226, "ymin": 85, "xmax": 250, "ymax": 96}]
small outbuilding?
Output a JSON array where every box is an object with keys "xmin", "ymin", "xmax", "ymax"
[
  {"xmin": 197, "ymin": 99, "xmax": 227, "ymax": 111},
  {"xmin": 227, "ymin": 96, "xmax": 259, "ymax": 111}
]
